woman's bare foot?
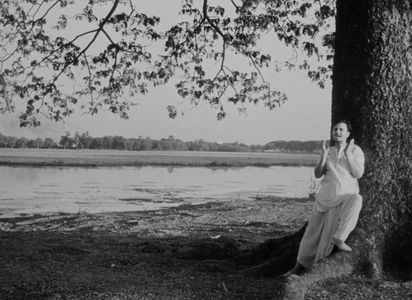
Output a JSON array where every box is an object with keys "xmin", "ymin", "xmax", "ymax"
[
  {"xmin": 282, "ymin": 263, "xmax": 305, "ymax": 277},
  {"xmin": 333, "ymin": 237, "xmax": 352, "ymax": 252}
]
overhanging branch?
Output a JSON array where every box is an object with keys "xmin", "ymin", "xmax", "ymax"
[
  {"xmin": 50, "ymin": 0, "xmax": 121, "ymax": 85},
  {"xmin": 33, "ymin": 0, "xmax": 61, "ymax": 24}
]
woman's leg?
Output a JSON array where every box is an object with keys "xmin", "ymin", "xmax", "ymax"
[
  {"xmin": 283, "ymin": 209, "xmax": 326, "ymax": 276},
  {"xmin": 296, "ymin": 208, "xmax": 326, "ymax": 268},
  {"xmin": 334, "ymin": 194, "xmax": 362, "ymax": 242}
]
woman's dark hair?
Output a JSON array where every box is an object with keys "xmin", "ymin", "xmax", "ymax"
[
  {"xmin": 330, "ymin": 119, "xmax": 352, "ymax": 146},
  {"xmin": 333, "ymin": 119, "xmax": 352, "ymax": 132}
]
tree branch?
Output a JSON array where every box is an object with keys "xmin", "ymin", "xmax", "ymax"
[
  {"xmin": 200, "ymin": 0, "xmax": 229, "ymax": 92},
  {"xmin": 82, "ymin": 53, "xmax": 95, "ymax": 106},
  {"xmin": 203, "ymin": 0, "xmax": 226, "ymax": 40},
  {"xmin": 101, "ymin": 28, "xmax": 116, "ymax": 46},
  {"xmin": 109, "ymin": 49, "xmax": 119, "ymax": 84},
  {"xmin": 30, "ymin": 0, "xmax": 47, "ymax": 20},
  {"xmin": 16, "ymin": 29, "xmax": 99, "ymax": 82},
  {"xmin": 98, "ymin": 0, "xmax": 120, "ymax": 29},
  {"xmin": 69, "ymin": 29, "xmax": 100, "ymax": 45},
  {"xmin": 230, "ymin": 0, "xmax": 240, "ymax": 10},
  {"xmin": 26, "ymin": 2, "xmax": 38, "ymax": 17},
  {"xmin": 127, "ymin": 0, "xmax": 135, "ymax": 19},
  {"xmin": 248, "ymin": 55, "xmax": 269, "ymax": 85},
  {"xmin": 33, "ymin": 0, "xmax": 61, "ymax": 24},
  {"xmin": 1, "ymin": 0, "xmax": 62, "ymax": 63},
  {"xmin": 50, "ymin": 0, "xmax": 121, "ymax": 85},
  {"xmin": 222, "ymin": 67, "xmax": 240, "ymax": 97}
]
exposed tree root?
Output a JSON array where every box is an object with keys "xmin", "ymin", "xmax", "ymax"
[
  {"xmin": 175, "ymin": 224, "xmax": 361, "ymax": 299},
  {"xmin": 179, "ymin": 224, "xmax": 357, "ymax": 299},
  {"xmin": 238, "ymin": 225, "xmax": 355, "ymax": 299},
  {"xmin": 239, "ymin": 225, "xmax": 306, "ymax": 277}
]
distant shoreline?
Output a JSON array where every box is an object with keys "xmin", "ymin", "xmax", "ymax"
[{"xmin": 0, "ymin": 148, "xmax": 318, "ymax": 167}]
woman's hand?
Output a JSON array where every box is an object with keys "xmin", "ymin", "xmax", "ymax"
[
  {"xmin": 345, "ymin": 139, "xmax": 364, "ymax": 178},
  {"xmin": 345, "ymin": 139, "xmax": 355, "ymax": 156},
  {"xmin": 321, "ymin": 140, "xmax": 329, "ymax": 161}
]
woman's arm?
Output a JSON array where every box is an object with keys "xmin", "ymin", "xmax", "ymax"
[{"xmin": 345, "ymin": 140, "xmax": 365, "ymax": 179}]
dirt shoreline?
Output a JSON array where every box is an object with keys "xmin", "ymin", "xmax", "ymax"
[
  {"xmin": 0, "ymin": 197, "xmax": 311, "ymax": 238},
  {"xmin": 0, "ymin": 197, "xmax": 311, "ymax": 299}
]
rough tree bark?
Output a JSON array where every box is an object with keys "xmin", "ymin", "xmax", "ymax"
[{"xmin": 332, "ymin": 0, "xmax": 412, "ymax": 279}]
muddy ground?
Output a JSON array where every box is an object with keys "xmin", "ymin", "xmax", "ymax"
[{"xmin": 1, "ymin": 197, "xmax": 411, "ymax": 299}]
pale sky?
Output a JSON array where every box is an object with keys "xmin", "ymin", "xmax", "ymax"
[{"xmin": 0, "ymin": 0, "xmax": 332, "ymax": 145}]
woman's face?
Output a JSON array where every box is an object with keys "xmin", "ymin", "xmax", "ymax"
[{"xmin": 332, "ymin": 122, "xmax": 350, "ymax": 143}]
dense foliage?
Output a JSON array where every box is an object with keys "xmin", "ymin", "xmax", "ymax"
[{"xmin": 0, "ymin": 0, "xmax": 335, "ymax": 126}]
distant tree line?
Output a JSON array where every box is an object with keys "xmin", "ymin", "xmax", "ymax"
[
  {"xmin": 263, "ymin": 140, "xmax": 323, "ymax": 153},
  {"xmin": 0, "ymin": 133, "xmax": 57, "ymax": 149},
  {"xmin": 0, "ymin": 132, "xmax": 323, "ymax": 153}
]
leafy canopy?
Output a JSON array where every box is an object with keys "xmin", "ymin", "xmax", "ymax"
[{"xmin": 0, "ymin": 0, "xmax": 335, "ymax": 126}]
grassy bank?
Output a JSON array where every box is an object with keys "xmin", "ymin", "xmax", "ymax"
[{"xmin": 0, "ymin": 148, "xmax": 318, "ymax": 167}]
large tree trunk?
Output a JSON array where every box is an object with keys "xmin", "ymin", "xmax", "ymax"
[{"xmin": 332, "ymin": 0, "xmax": 412, "ymax": 278}]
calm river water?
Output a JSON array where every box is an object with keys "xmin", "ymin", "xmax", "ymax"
[{"xmin": 0, "ymin": 166, "xmax": 315, "ymax": 218}]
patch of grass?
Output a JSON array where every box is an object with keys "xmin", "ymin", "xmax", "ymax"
[{"xmin": 0, "ymin": 149, "xmax": 318, "ymax": 167}]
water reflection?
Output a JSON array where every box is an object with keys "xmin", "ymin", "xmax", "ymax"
[{"xmin": 0, "ymin": 166, "xmax": 314, "ymax": 218}]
